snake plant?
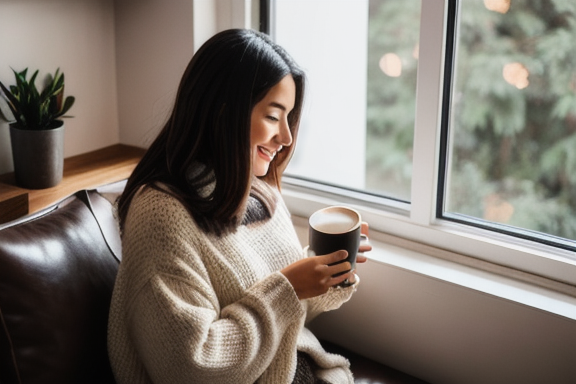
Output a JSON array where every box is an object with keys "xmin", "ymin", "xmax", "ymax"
[{"xmin": 0, "ymin": 68, "xmax": 75, "ymax": 130}]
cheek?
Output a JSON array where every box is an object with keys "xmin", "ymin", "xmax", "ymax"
[
  {"xmin": 249, "ymin": 135, "xmax": 259, "ymax": 162},
  {"xmin": 250, "ymin": 120, "xmax": 265, "ymax": 143},
  {"xmin": 249, "ymin": 119, "xmax": 260, "ymax": 146},
  {"xmin": 250, "ymin": 123, "xmax": 272, "ymax": 154},
  {"xmin": 249, "ymin": 130, "xmax": 260, "ymax": 162}
]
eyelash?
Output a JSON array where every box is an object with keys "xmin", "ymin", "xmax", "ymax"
[{"xmin": 266, "ymin": 115, "xmax": 279, "ymax": 122}]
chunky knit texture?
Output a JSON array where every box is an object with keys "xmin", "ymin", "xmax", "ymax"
[{"xmin": 107, "ymin": 180, "xmax": 357, "ymax": 384}]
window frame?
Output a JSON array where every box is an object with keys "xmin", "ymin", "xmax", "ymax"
[{"xmin": 267, "ymin": 0, "xmax": 576, "ymax": 286}]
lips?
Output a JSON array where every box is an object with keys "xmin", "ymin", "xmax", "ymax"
[{"xmin": 258, "ymin": 146, "xmax": 277, "ymax": 161}]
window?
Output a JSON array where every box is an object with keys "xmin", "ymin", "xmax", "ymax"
[
  {"xmin": 441, "ymin": 0, "xmax": 576, "ymax": 251},
  {"xmin": 271, "ymin": 1, "xmax": 372, "ymax": 195},
  {"xmin": 265, "ymin": 0, "xmax": 576, "ymax": 282},
  {"xmin": 270, "ymin": 0, "xmax": 421, "ymax": 203}
]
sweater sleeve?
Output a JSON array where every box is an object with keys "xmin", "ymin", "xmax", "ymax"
[
  {"xmin": 304, "ymin": 274, "xmax": 359, "ymax": 324},
  {"xmin": 129, "ymin": 271, "xmax": 303, "ymax": 384},
  {"xmin": 118, "ymin": 189, "xmax": 305, "ymax": 384}
]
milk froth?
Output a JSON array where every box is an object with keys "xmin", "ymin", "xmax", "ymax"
[{"xmin": 310, "ymin": 208, "xmax": 359, "ymax": 234}]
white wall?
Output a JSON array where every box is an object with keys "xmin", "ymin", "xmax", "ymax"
[
  {"xmin": 310, "ymin": 256, "xmax": 576, "ymax": 384},
  {"xmin": 113, "ymin": 0, "xmax": 194, "ymax": 148},
  {"xmin": 0, "ymin": 0, "xmax": 119, "ymax": 174},
  {"xmin": 113, "ymin": 0, "xmax": 248, "ymax": 148},
  {"xmin": 193, "ymin": 0, "xmax": 253, "ymax": 45}
]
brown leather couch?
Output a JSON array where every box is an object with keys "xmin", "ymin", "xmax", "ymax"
[
  {"xmin": 0, "ymin": 181, "xmax": 428, "ymax": 384},
  {"xmin": 0, "ymin": 184, "xmax": 122, "ymax": 384}
]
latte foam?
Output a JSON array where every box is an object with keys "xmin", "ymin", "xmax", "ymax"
[{"xmin": 310, "ymin": 207, "xmax": 360, "ymax": 234}]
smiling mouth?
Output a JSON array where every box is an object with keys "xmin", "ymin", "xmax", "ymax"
[{"xmin": 258, "ymin": 146, "xmax": 277, "ymax": 161}]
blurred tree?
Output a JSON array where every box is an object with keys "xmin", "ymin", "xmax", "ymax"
[
  {"xmin": 451, "ymin": 0, "xmax": 576, "ymax": 238},
  {"xmin": 366, "ymin": 0, "xmax": 421, "ymax": 200}
]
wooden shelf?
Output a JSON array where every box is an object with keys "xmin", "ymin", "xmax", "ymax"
[
  {"xmin": 0, "ymin": 183, "xmax": 29, "ymax": 224},
  {"xmin": 0, "ymin": 144, "xmax": 145, "ymax": 223}
]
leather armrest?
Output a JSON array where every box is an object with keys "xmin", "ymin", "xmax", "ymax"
[{"xmin": 0, "ymin": 190, "xmax": 120, "ymax": 384}]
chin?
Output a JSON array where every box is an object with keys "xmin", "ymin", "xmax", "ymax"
[
  {"xmin": 254, "ymin": 170, "xmax": 268, "ymax": 177},
  {"xmin": 253, "ymin": 164, "xmax": 270, "ymax": 177}
]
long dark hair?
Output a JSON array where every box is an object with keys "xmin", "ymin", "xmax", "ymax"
[{"xmin": 117, "ymin": 29, "xmax": 306, "ymax": 235}]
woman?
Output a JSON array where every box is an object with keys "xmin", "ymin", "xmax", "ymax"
[{"xmin": 108, "ymin": 28, "xmax": 370, "ymax": 384}]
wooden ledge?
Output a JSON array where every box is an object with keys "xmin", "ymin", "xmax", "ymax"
[
  {"xmin": 0, "ymin": 183, "xmax": 29, "ymax": 224},
  {"xmin": 0, "ymin": 144, "xmax": 145, "ymax": 221}
]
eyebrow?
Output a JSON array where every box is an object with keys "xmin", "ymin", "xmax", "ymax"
[{"xmin": 269, "ymin": 101, "xmax": 287, "ymax": 111}]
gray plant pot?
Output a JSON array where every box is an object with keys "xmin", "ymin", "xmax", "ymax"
[{"xmin": 9, "ymin": 121, "xmax": 65, "ymax": 189}]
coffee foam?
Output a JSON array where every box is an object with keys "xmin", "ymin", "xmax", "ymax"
[{"xmin": 310, "ymin": 207, "xmax": 360, "ymax": 234}]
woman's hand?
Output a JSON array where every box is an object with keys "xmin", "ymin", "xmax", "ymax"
[
  {"xmin": 356, "ymin": 222, "xmax": 372, "ymax": 265},
  {"xmin": 348, "ymin": 222, "xmax": 372, "ymax": 284},
  {"xmin": 283, "ymin": 222, "xmax": 372, "ymax": 298},
  {"xmin": 281, "ymin": 251, "xmax": 354, "ymax": 300}
]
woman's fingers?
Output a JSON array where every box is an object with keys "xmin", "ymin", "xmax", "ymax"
[
  {"xmin": 316, "ymin": 250, "xmax": 348, "ymax": 266},
  {"xmin": 361, "ymin": 221, "xmax": 369, "ymax": 235},
  {"xmin": 358, "ymin": 225, "xmax": 372, "ymax": 254},
  {"xmin": 330, "ymin": 269, "xmax": 355, "ymax": 286},
  {"xmin": 359, "ymin": 244, "xmax": 372, "ymax": 253},
  {"xmin": 324, "ymin": 256, "xmax": 352, "ymax": 276},
  {"xmin": 281, "ymin": 250, "xmax": 355, "ymax": 300}
]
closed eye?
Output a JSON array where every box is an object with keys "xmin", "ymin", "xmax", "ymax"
[{"xmin": 266, "ymin": 115, "xmax": 279, "ymax": 122}]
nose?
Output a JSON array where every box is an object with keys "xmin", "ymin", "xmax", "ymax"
[{"xmin": 277, "ymin": 118, "xmax": 293, "ymax": 147}]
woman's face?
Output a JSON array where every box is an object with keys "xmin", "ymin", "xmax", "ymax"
[{"xmin": 250, "ymin": 74, "xmax": 296, "ymax": 177}]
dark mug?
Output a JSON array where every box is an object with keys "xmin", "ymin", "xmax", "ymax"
[{"xmin": 308, "ymin": 206, "xmax": 362, "ymax": 286}]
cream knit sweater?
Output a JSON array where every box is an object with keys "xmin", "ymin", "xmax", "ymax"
[{"xmin": 107, "ymin": 182, "xmax": 357, "ymax": 384}]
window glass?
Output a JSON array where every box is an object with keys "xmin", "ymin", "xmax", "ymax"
[
  {"xmin": 366, "ymin": 0, "xmax": 421, "ymax": 201},
  {"xmin": 444, "ymin": 0, "xmax": 576, "ymax": 242},
  {"xmin": 272, "ymin": 0, "xmax": 421, "ymax": 202}
]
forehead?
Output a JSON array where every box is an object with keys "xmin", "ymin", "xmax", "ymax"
[{"xmin": 260, "ymin": 75, "xmax": 296, "ymax": 110}]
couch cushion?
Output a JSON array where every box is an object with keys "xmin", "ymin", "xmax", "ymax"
[
  {"xmin": 321, "ymin": 340, "xmax": 431, "ymax": 384},
  {"xmin": 0, "ymin": 190, "xmax": 121, "ymax": 384}
]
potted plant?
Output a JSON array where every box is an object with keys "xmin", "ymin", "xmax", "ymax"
[{"xmin": 0, "ymin": 68, "xmax": 75, "ymax": 189}]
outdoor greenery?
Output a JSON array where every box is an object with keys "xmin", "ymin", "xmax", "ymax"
[
  {"xmin": 366, "ymin": 0, "xmax": 576, "ymax": 240},
  {"xmin": 366, "ymin": 0, "xmax": 420, "ymax": 201}
]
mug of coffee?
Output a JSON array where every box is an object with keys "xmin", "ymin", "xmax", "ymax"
[{"xmin": 308, "ymin": 206, "xmax": 362, "ymax": 286}]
